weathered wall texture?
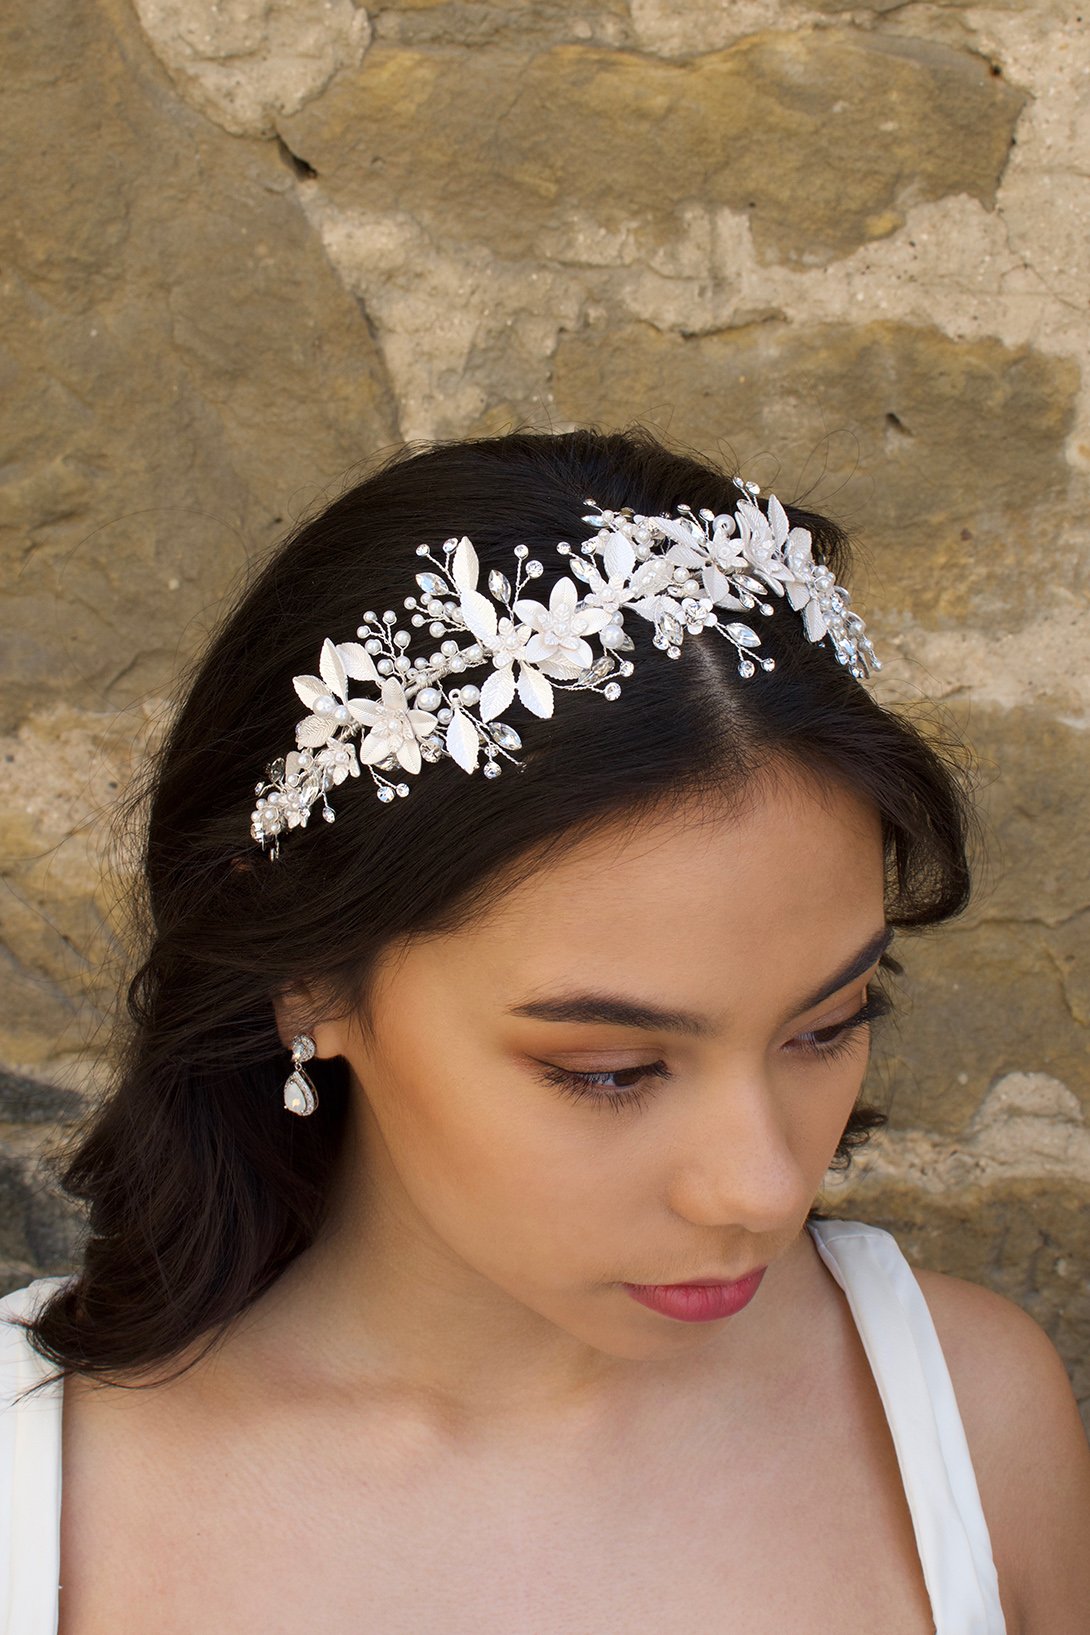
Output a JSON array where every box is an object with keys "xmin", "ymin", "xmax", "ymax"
[{"xmin": 2, "ymin": 1, "xmax": 1088, "ymax": 1418}]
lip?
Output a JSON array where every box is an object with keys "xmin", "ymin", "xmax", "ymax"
[{"xmin": 621, "ymin": 1266, "xmax": 767, "ymax": 1322}]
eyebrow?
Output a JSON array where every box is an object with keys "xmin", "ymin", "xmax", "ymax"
[{"xmin": 505, "ymin": 926, "xmax": 894, "ymax": 1037}]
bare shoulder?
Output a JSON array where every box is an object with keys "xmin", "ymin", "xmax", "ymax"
[{"xmin": 913, "ymin": 1264, "xmax": 1090, "ymax": 1633}]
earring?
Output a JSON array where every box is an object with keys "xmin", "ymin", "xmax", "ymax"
[{"xmin": 283, "ymin": 1033, "xmax": 319, "ymax": 1116}]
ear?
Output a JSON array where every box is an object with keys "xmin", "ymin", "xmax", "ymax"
[{"xmin": 271, "ymin": 985, "xmax": 330, "ymax": 1057}]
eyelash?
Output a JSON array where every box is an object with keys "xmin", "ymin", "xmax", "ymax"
[{"xmin": 533, "ymin": 992, "xmax": 894, "ymax": 1115}]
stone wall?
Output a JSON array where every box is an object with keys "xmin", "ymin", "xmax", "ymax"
[{"xmin": 3, "ymin": 1, "xmax": 1087, "ymax": 1423}]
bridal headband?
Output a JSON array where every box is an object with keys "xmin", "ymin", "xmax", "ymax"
[{"xmin": 250, "ymin": 478, "xmax": 879, "ymax": 858}]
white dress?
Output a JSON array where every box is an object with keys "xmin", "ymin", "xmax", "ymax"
[{"xmin": 0, "ymin": 1218, "xmax": 1007, "ymax": 1634}]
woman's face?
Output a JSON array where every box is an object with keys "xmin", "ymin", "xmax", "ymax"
[{"xmin": 316, "ymin": 764, "xmax": 887, "ymax": 1364}]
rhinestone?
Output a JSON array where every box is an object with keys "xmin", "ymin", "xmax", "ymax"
[
  {"xmin": 416, "ymin": 572, "xmax": 447, "ymax": 596},
  {"xmin": 525, "ymin": 561, "xmax": 543, "ymax": 577},
  {"xmin": 490, "ymin": 723, "xmax": 521, "ymax": 750},
  {"xmin": 603, "ymin": 682, "xmax": 622, "ymax": 700},
  {"xmin": 489, "ymin": 570, "xmax": 512, "ymax": 600},
  {"xmin": 416, "ymin": 544, "xmax": 430, "ymax": 556},
  {"xmin": 514, "ymin": 544, "xmax": 529, "ymax": 558},
  {"xmin": 377, "ymin": 786, "xmax": 395, "ymax": 802},
  {"xmin": 739, "ymin": 659, "xmax": 756, "ymax": 678},
  {"xmin": 667, "ymin": 645, "xmax": 681, "ymax": 659},
  {"xmin": 395, "ymin": 783, "xmax": 410, "ymax": 797},
  {"xmin": 725, "ymin": 623, "xmax": 761, "ymax": 649},
  {"xmin": 482, "ymin": 761, "xmax": 501, "ymax": 778},
  {"xmin": 283, "ymin": 1071, "xmax": 317, "ymax": 1116}
]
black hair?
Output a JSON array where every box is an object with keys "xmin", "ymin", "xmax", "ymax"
[{"xmin": 19, "ymin": 425, "xmax": 973, "ymax": 1389}]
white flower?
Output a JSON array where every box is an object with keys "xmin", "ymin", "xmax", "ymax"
[
  {"xmin": 580, "ymin": 530, "xmax": 676, "ymax": 640},
  {"xmin": 448, "ymin": 532, "xmax": 560, "ymax": 720},
  {"xmin": 513, "ymin": 575, "xmax": 612, "ymax": 678},
  {"xmin": 293, "ymin": 637, "xmax": 381, "ymax": 748},
  {"xmin": 347, "ymin": 675, "xmax": 439, "ymax": 775},
  {"xmin": 737, "ymin": 493, "xmax": 812, "ymax": 598}
]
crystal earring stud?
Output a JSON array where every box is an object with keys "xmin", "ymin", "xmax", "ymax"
[{"xmin": 283, "ymin": 1033, "xmax": 318, "ymax": 1116}]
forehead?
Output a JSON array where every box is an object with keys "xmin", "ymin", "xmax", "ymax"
[{"xmin": 410, "ymin": 769, "xmax": 885, "ymax": 1007}]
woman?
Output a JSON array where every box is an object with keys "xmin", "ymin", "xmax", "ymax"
[{"xmin": 2, "ymin": 427, "xmax": 1087, "ymax": 1633}]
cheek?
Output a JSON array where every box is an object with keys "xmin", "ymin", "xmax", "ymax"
[
  {"xmin": 783, "ymin": 1049, "xmax": 872, "ymax": 1168},
  {"xmin": 362, "ymin": 1037, "xmax": 626, "ymax": 1268}
]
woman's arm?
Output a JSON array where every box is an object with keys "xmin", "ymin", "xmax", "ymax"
[{"xmin": 916, "ymin": 1266, "xmax": 1090, "ymax": 1635}]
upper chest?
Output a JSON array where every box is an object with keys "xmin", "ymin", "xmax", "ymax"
[{"xmin": 56, "ymin": 1338, "xmax": 938, "ymax": 1635}]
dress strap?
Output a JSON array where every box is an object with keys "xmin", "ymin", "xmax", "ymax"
[
  {"xmin": 807, "ymin": 1219, "xmax": 1007, "ymax": 1635},
  {"xmin": 0, "ymin": 1276, "xmax": 72, "ymax": 1635}
]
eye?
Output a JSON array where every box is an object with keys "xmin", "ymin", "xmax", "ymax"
[
  {"xmin": 787, "ymin": 991, "xmax": 893, "ymax": 1063},
  {"xmin": 532, "ymin": 1059, "xmax": 672, "ymax": 1114}
]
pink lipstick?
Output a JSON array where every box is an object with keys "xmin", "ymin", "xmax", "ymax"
[{"xmin": 622, "ymin": 1266, "xmax": 767, "ymax": 1322}]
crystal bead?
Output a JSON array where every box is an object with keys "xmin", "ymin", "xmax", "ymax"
[
  {"xmin": 490, "ymin": 722, "xmax": 521, "ymax": 750},
  {"xmin": 489, "ymin": 570, "xmax": 512, "ymax": 600},
  {"xmin": 416, "ymin": 572, "xmax": 447, "ymax": 596}
]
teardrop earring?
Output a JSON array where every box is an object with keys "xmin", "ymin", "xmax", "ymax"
[{"xmin": 283, "ymin": 1033, "xmax": 319, "ymax": 1116}]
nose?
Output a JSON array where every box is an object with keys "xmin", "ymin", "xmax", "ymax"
[{"xmin": 663, "ymin": 1067, "xmax": 813, "ymax": 1236}]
